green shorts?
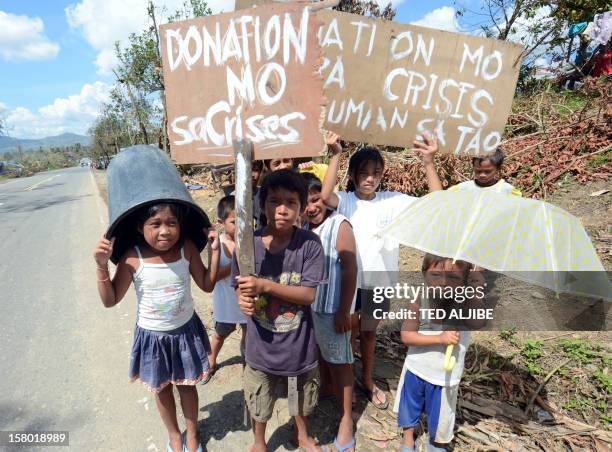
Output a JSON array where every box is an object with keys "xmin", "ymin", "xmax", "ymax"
[{"xmin": 243, "ymin": 364, "xmax": 319, "ymax": 423}]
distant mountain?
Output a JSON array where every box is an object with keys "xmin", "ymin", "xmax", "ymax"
[{"xmin": 0, "ymin": 133, "xmax": 91, "ymax": 153}]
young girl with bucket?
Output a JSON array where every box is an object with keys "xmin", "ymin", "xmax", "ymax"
[{"xmin": 94, "ymin": 145, "xmax": 219, "ymax": 452}]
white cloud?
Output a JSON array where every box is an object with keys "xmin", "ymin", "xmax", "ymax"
[
  {"xmin": 3, "ymin": 82, "xmax": 112, "ymax": 138},
  {"xmin": 373, "ymin": 0, "xmax": 405, "ymax": 8},
  {"xmin": 0, "ymin": 11, "xmax": 60, "ymax": 61},
  {"xmin": 411, "ymin": 6, "xmax": 461, "ymax": 33},
  {"xmin": 506, "ymin": 6, "xmax": 551, "ymax": 44},
  {"xmin": 66, "ymin": 0, "xmax": 235, "ymax": 75}
]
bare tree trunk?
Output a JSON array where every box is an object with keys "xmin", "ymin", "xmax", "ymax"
[
  {"xmin": 125, "ymin": 80, "xmax": 150, "ymax": 145},
  {"xmin": 113, "ymin": 69, "xmax": 149, "ymax": 145},
  {"xmin": 148, "ymin": 0, "xmax": 170, "ymax": 154}
]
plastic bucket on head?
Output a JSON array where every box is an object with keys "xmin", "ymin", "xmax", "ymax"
[{"xmin": 106, "ymin": 145, "xmax": 211, "ymax": 264}]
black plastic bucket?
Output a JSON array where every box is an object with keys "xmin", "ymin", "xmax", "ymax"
[{"xmin": 106, "ymin": 145, "xmax": 211, "ymax": 264}]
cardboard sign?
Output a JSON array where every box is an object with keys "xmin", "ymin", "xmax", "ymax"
[
  {"xmin": 318, "ymin": 11, "xmax": 523, "ymax": 155},
  {"xmin": 160, "ymin": 3, "xmax": 326, "ymax": 163}
]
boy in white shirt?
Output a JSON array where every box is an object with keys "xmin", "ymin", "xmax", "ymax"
[
  {"xmin": 448, "ymin": 149, "xmax": 522, "ymax": 196},
  {"xmin": 395, "ymin": 254, "xmax": 486, "ymax": 451}
]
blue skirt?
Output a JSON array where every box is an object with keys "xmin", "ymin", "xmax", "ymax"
[{"xmin": 129, "ymin": 313, "xmax": 211, "ymax": 393}]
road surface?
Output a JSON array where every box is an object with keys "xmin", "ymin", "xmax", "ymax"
[{"xmin": 0, "ymin": 168, "xmax": 170, "ymax": 451}]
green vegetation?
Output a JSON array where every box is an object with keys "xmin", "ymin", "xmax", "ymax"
[
  {"xmin": 521, "ymin": 339, "xmax": 544, "ymax": 376},
  {"xmin": 592, "ymin": 369, "xmax": 612, "ymax": 393},
  {"xmin": 587, "ymin": 149, "xmax": 611, "ymax": 169},
  {"xmin": 499, "ymin": 327, "xmax": 518, "ymax": 344},
  {"xmin": 559, "ymin": 339, "xmax": 599, "ymax": 364},
  {"xmin": 1, "ymin": 144, "xmax": 88, "ymax": 177}
]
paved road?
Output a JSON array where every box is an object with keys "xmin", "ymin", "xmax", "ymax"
[{"xmin": 0, "ymin": 168, "xmax": 169, "ymax": 451}]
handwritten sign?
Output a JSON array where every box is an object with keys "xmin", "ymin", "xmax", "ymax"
[
  {"xmin": 160, "ymin": 3, "xmax": 326, "ymax": 163},
  {"xmin": 318, "ymin": 11, "xmax": 524, "ymax": 155}
]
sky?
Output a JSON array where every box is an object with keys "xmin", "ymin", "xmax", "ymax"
[{"xmin": 0, "ymin": 0, "xmax": 473, "ymax": 139}]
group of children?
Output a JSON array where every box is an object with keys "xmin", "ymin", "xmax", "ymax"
[{"xmin": 94, "ymin": 131, "xmax": 518, "ymax": 452}]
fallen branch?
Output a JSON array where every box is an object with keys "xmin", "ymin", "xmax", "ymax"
[
  {"xmin": 456, "ymin": 426, "xmax": 498, "ymax": 447},
  {"xmin": 524, "ymin": 358, "xmax": 572, "ymax": 415}
]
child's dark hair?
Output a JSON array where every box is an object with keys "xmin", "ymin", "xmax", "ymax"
[
  {"xmin": 137, "ymin": 202, "xmax": 187, "ymax": 227},
  {"xmin": 217, "ymin": 195, "xmax": 235, "ymax": 220},
  {"xmin": 421, "ymin": 253, "xmax": 472, "ymax": 278},
  {"xmin": 259, "ymin": 169, "xmax": 307, "ymax": 210},
  {"xmin": 346, "ymin": 147, "xmax": 385, "ymax": 192},
  {"xmin": 472, "ymin": 148, "xmax": 504, "ymax": 168},
  {"xmin": 252, "ymin": 160, "xmax": 264, "ymax": 171},
  {"xmin": 301, "ymin": 172, "xmax": 322, "ymax": 193}
]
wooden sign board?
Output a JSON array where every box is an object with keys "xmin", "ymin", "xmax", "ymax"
[
  {"xmin": 160, "ymin": 3, "xmax": 326, "ymax": 163},
  {"xmin": 317, "ymin": 11, "xmax": 523, "ymax": 155}
]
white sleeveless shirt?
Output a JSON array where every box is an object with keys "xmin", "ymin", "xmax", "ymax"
[{"xmin": 133, "ymin": 245, "xmax": 194, "ymax": 331}]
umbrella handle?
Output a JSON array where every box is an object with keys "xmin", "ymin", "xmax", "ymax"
[{"xmin": 444, "ymin": 344, "xmax": 456, "ymax": 371}]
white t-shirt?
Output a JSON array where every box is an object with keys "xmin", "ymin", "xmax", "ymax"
[
  {"xmin": 213, "ymin": 234, "xmax": 247, "ymax": 324},
  {"xmin": 336, "ymin": 191, "xmax": 417, "ymax": 288},
  {"xmin": 392, "ymin": 299, "xmax": 471, "ymax": 413},
  {"xmin": 401, "ymin": 326, "xmax": 471, "ymax": 388},
  {"xmin": 449, "ymin": 179, "xmax": 522, "ymax": 196}
]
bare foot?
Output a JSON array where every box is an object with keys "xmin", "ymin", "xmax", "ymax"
[
  {"xmin": 298, "ymin": 435, "xmax": 325, "ymax": 451},
  {"xmin": 250, "ymin": 442, "xmax": 267, "ymax": 452}
]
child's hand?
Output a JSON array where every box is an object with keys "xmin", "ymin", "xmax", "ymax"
[
  {"xmin": 298, "ymin": 160, "xmax": 316, "ymax": 171},
  {"xmin": 93, "ymin": 236, "xmax": 115, "ymax": 267},
  {"xmin": 438, "ymin": 331, "xmax": 459, "ymax": 345},
  {"xmin": 334, "ymin": 310, "xmax": 351, "ymax": 333},
  {"xmin": 207, "ymin": 228, "xmax": 219, "ymax": 251},
  {"xmin": 413, "ymin": 131, "xmax": 438, "ymax": 165},
  {"xmin": 325, "ymin": 131, "xmax": 342, "ymax": 156},
  {"xmin": 237, "ymin": 291, "xmax": 256, "ymax": 316},
  {"xmin": 236, "ymin": 275, "xmax": 265, "ymax": 297}
]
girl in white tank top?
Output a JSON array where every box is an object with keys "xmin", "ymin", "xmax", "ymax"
[{"xmin": 94, "ymin": 202, "xmax": 219, "ymax": 452}]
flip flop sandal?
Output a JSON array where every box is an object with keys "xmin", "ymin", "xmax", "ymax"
[
  {"xmin": 167, "ymin": 440, "xmax": 183, "ymax": 452},
  {"xmin": 332, "ymin": 436, "xmax": 355, "ymax": 452},
  {"xmin": 199, "ymin": 366, "xmax": 216, "ymax": 385},
  {"xmin": 365, "ymin": 385, "xmax": 389, "ymax": 410}
]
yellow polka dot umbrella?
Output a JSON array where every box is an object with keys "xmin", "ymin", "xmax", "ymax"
[{"xmin": 381, "ymin": 190, "xmax": 610, "ymax": 300}]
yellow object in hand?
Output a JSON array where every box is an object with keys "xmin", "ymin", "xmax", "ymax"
[{"xmin": 444, "ymin": 344, "xmax": 456, "ymax": 372}]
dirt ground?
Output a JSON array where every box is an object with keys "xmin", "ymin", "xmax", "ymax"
[{"xmin": 93, "ymin": 170, "xmax": 611, "ymax": 450}]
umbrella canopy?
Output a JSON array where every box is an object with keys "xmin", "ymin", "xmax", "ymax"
[
  {"xmin": 381, "ymin": 190, "xmax": 610, "ymax": 299},
  {"xmin": 106, "ymin": 145, "xmax": 211, "ymax": 264}
]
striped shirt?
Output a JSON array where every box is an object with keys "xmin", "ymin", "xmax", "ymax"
[{"xmin": 311, "ymin": 212, "xmax": 355, "ymax": 314}]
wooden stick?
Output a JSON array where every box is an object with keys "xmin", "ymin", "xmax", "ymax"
[
  {"xmin": 542, "ymin": 332, "xmax": 574, "ymax": 341},
  {"xmin": 524, "ymin": 358, "xmax": 572, "ymax": 415},
  {"xmin": 456, "ymin": 426, "xmax": 497, "ymax": 447}
]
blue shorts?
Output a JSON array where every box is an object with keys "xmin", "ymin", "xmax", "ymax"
[
  {"xmin": 312, "ymin": 312, "xmax": 354, "ymax": 364},
  {"xmin": 397, "ymin": 370, "xmax": 458, "ymax": 444}
]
